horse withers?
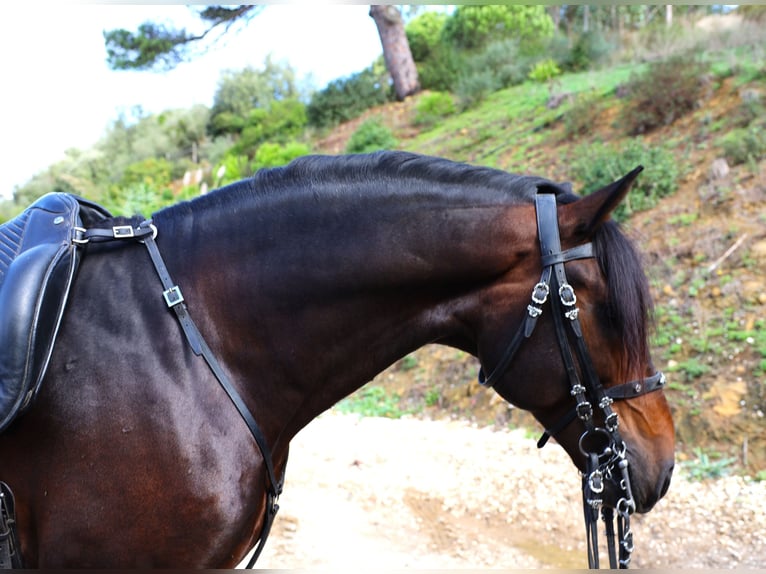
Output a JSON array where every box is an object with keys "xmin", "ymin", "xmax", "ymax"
[{"xmin": 0, "ymin": 152, "xmax": 674, "ymax": 567}]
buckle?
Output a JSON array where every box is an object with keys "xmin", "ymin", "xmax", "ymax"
[
  {"xmin": 113, "ymin": 225, "xmax": 135, "ymax": 238},
  {"xmin": 531, "ymin": 282, "xmax": 550, "ymax": 305},
  {"xmin": 163, "ymin": 286, "xmax": 185, "ymax": 308},
  {"xmin": 559, "ymin": 283, "xmax": 577, "ymax": 306}
]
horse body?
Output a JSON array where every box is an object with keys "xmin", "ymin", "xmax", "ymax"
[{"xmin": 0, "ymin": 152, "xmax": 674, "ymax": 567}]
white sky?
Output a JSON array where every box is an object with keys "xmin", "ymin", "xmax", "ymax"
[{"xmin": 0, "ymin": 4, "xmax": 388, "ymax": 198}]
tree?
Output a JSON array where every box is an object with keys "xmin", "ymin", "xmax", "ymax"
[
  {"xmin": 104, "ymin": 5, "xmax": 419, "ymax": 99},
  {"xmin": 369, "ymin": 5, "xmax": 419, "ymax": 100}
]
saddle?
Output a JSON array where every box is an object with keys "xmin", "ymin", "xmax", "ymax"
[{"xmin": 0, "ymin": 193, "xmax": 111, "ymax": 432}]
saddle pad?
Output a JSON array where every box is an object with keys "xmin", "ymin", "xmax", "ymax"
[{"xmin": 0, "ymin": 193, "xmax": 84, "ymax": 431}]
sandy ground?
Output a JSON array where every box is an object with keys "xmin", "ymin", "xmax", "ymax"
[{"xmin": 253, "ymin": 413, "xmax": 765, "ymax": 569}]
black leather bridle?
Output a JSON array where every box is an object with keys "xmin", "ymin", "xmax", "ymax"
[{"xmin": 478, "ymin": 192, "xmax": 666, "ymax": 569}]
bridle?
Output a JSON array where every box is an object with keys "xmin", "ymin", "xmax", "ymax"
[{"xmin": 477, "ymin": 193, "xmax": 666, "ymax": 569}]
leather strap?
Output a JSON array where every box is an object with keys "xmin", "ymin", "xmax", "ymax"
[{"xmin": 79, "ymin": 219, "xmax": 282, "ymax": 568}]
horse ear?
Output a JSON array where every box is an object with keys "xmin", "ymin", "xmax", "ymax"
[{"xmin": 559, "ymin": 166, "xmax": 643, "ymax": 239}]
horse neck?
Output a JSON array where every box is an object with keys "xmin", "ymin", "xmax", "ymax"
[{"xmin": 155, "ymin": 183, "xmax": 536, "ymax": 442}]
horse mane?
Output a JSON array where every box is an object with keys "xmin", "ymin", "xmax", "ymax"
[{"xmin": 159, "ymin": 150, "xmax": 651, "ymax": 374}]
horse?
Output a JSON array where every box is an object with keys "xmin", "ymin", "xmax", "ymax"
[{"xmin": 0, "ymin": 151, "xmax": 674, "ymax": 568}]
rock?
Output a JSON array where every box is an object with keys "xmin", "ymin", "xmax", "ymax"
[{"xmin": 710, "ymin": 157, "xmax": 730, "ymax": 180}]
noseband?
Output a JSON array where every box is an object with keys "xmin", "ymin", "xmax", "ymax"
[{"xmin": 478, "ymin": 193, "xmax": 666, "ymax": 569}]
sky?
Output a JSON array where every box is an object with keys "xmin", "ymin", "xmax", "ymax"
[{"xmin": 0, "ymin": 4, "xmax": 388, "ymax": 199}]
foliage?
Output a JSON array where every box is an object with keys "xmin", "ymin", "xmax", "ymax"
[
  {"xmin": 209, "ymin": 58, "xmax": 300, "ymax": 136},
  {"xmin": 621, "ymin": 54, "xmax": 710, "ymax": 135},
  {"xmin": 718, "ymin": 125, "xmax": 766, "ymax": 166},
  {"xmin": 231, "ymin": 98, "xmax": 307, "ymax": 157},
  {"xmin": 566, "ymin": 30, "xmax": 614, "ymax": 72},
  {"xmin": 405, "ymin": 11, "xmax": 449, "ymax": 62},
  {"xmin": 563, "ymin": 90, "xmax": 606, "ymax": 138},
  {"xmin": 307, "ymin": 66, "xmax": 393, "ymax": 129},
  {"xmin": 442, "ymin": 5, "xmax": 554, "ymax": 51},
  {"xmin": 345, "ymin": 119, "xmax": 398, "ymax": 154},
  {"xmin": 414, "ymin": 91, "xmax": 456, "ymax": 128},
  {"xmin": 570, "ymin": 139, "xmax": 680, "ymax": 221},
  {"xmin": 214, "ymin": 153, "xmax": 252, "ymax": 187},
  {"xmin": 335, "ymin": 385, "xmax": 407, "ymax": 419},
  {"xmin": 454, "ymin": 39, "xmax": 529, "ymax": 109},
  {"xmin": 104, "ymin": 6, "xmax": 261, "ymax": 72},
  {"xmin": 416, "ymin": 44, "xmax": 464, "ymax": 93},
  {"xmin": 120, "ymin": 157, "xmax": 173, "ymax": 188},
  {"xmin": 681, "ymin": 447, "xmax": 737, "ymax": 481},
  {"xmin": 252, "ymin": 141, "xmax": 310, "ymax": 171},
  {"xmin": 528, "ymin": 59, "xmax": 561, "ymax": 83}
]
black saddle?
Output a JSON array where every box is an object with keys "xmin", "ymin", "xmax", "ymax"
[{"xmin": 0, "ymin": 193, "xmax": 111, "ymax": 432}]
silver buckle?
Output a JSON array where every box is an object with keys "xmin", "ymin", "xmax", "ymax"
[
  {"xmin": 113, "ymin": 225, "xmax": 135, "ymax": 239},
  {"xmin": 163, "ymin": 286, "xmax": 184, "ymax": 308}
]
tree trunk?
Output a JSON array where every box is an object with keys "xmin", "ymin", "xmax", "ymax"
[
  {"xmin": 369, "ymin": 5, "xmax": 419, "ymax": 101},
  {"xmin": 665, "ymin": 5, "xmax": 673, "ymax": 27}
]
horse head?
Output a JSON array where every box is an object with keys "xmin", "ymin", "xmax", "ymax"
[{"xmin": 477, "ymin": 168, "xmax": 674, "ymax": 517}]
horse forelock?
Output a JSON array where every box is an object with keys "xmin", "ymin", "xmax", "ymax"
[{"xmin": 593, "ymin": 221, "xmax": 653, "ymax": 375}]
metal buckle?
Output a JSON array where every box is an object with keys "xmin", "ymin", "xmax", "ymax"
[
  {"xmin": 559, "ymin": 283, "xmax": 577, "ymax": 306},
  {"xmin": 576, "ymin": 401, "xmax": 593, "ymax": 421},
  {"xmin": 163, "ymin": 286, "xmax": 185, "ymax": 308},
  {"xmin": 527, "ymin": 304, "xmax": 543, "ymax": 318},
  {"xmin": 531, "ymin": 282, "xmax": 550, "ymax": 305},
  {"xmin": 113, "ymin": 225, "xmax": 135, "ymax": 239}
]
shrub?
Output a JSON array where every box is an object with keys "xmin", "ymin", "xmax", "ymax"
[
  {"xmin": 307, "ymin": 67, "xmax": 393, "ymax": 129},
  {"xmin": 567, "ymin": 30, "xmax": 613, "ymax": 72},
  {"xmin": 416, "ymin": 41, "xmax": 464, "ymax": 92},
  {"xmin": 621, "ymin": 54, "xmax": 710, "ymax": 135},
  {"xmin": 414, "ymin": 91, "xmax": 456, "ymax": 127},
  {"xmin": 443, "ymin": 5, "xmax": 554, "ymax": 51},
  {"xmin": 718, "ymin": 126, "xmax": 766, "ymax": 166},
  {"xmin": 528, "ymin": 58, "xmax": 561, "ymax": 83},
  {"xmin": 405, "ymin": 11, "xmax": 449, "ymax": 62},
  {"xmin": 563, "ymin": 90, "xmax": 605, "ymax": 138},
  {"xmin": 345, "ymin": 119, "xmax": 398, "ymax": 154},
  {"xmin": 120, "ymin": 157, "xmax": 173, "ymax": 188},
  {"xmin": 252, "ymin": 141, "xmax": 311, "ymax": 171},
  {"xmin": 232, "ymin": 98, "xmax": 307, "ymax": 156},
  {"xmin": 455, "ymin": 70, "xmax": 501, "ymax": 110},
  {"xmin": 570, "ymin": 139, "xmax": 680, "ymax": 221}
]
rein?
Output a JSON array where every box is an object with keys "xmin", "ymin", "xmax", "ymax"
[
  {"xmin": 78, "ymin": 220, "xmax": 281, "ymax": 568},
  {"xmin": 478, "ymin": 193, "xmax": 666, "ymax": 569}
]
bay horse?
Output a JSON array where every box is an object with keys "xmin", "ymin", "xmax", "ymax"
[{"xmin": 0, "ymin": 151, "xmax": 674, "ymax": 568}]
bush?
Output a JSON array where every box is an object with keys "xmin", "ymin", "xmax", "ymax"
[
  {"xmin": 455, "ymin": 39, "xmax": 530, "ymax": 109},
  {"xmin": 345, "ymin": 119, "xmax": 398, "ymax": 154},
  {"xmin": 443, "ymin": 5, "xmax": 554, "ymax": 51},
  {"xmin": 621, "ymin": 54, "xmax": 710, "ymax": 135},
  {"xmin": 253, "ymin": 141, "xmax": 311, "ymax": 171},
  {"xmin": 414, "ymin": 91, "xmax": 456, "ymax": 127},
  {"xmin": 563, "ymin": 90, "xmax": 606, "ymax": 138},
  {"xmin": 718, "ymin": 126, "xmax": 766, "ymax": 166},
  {"xmin": 566, "ymin": 30, "xmax": 613, "ymax": 72},
  {"xmin": 416, "ymin": 41, "xmax": 464, "ymax": 92},
  {"xmin": 455, "ymin": 70, "xmax": 501, "ymax": 110},
  {"xmin": 528, "ymin": 58, "xmax": 562, "ymax": 83},
  {"xmin": 232, "ymin": 98, "xmax": 307, "ymax": 156},
  {"xmin": 307, "ymin": 67, "xmax": 393, "ymax": 129},
  {"xmin": 406, "ymin": 11, "xmax": 449, "ymax": 62},
  {"xmin": 570, "ymin": 139, "xmax": 680, "ymax": 221}
]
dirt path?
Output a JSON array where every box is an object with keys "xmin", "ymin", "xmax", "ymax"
[{"xmin": 255, "ymin": 413, "xmax": 765, "ymax": 569}]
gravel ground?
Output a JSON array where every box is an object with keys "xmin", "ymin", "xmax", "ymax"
[{"xmin": 256, "ymin": 413, "xmax": 765, "ymax": 569}]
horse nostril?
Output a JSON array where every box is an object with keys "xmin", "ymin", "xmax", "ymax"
[{"xmin": 659, "ymin": 462, "xmax": 674, "ymax": 499}]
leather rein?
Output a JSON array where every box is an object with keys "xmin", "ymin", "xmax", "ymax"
[
  {"xmin": 78, "ymin": 219, "xmax": 280, "ymax": 568},
  {"xmin": 478, "ymin": 193, "xmax": 666, "ymax": 569}
]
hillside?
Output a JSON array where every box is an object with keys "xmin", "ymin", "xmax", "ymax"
[{"xmin": 326, "ymin": 52, "xmax": 766, "ymax": 477}]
